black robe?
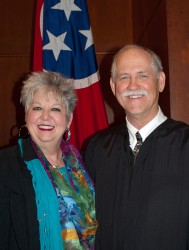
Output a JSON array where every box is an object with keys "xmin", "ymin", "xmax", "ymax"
[{"xmin": 85, "ymin": 118, "xmax": 189, "ymax": 250}]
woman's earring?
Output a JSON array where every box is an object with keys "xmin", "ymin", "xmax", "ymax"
[
  {"xmin": 64, "ymin": 128, "xmax": 71, "ymax": 141},
  {"xmin": 19, "ymin": 125, "xmax": 29, "ymax": 138}
]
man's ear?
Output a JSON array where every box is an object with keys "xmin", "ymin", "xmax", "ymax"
[
  {"xmin": 158, "ymin": 72, "xmax": 166, "ymax": 92},
  {"xmin": 110, "ymin": 77, "xmax": 116, "ymax": 96}
]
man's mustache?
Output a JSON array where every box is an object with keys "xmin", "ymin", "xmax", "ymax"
[{"xmin": 122, "ymin": 90, "xmax": 148, "ymax": 97}]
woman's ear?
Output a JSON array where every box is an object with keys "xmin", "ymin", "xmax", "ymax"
[
  {"xmin": 24, "ymin": 112, "xmax": 28, "ymax": 127},
  {"xmin": 67, "ymin": 113, "xmax": 73, "ymax": 128}
]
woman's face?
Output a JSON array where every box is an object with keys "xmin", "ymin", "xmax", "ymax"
[{"xmin": 25, "ymin": 89, "xmax": 72, "ymax": 147}]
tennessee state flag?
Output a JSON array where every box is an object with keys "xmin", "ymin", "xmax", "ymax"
[{"xmin": 33, "ymin": 0, "xmax": 108, "ymax": 150}]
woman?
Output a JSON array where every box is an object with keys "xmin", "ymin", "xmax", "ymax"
[{"xmin": 0, "ymin": 71, "xmax": 97, "ymax": 250}]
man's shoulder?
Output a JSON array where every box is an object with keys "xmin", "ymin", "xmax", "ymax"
[
  {"xmin": 156, "ymin": 118, "xmax": 189, "ymax": 142},
  {"xmin": 95, "ymin": 122, "xmax": 126, "ymax": 138},
  {"xmin": 87, "ymin": 122, "xmax": 127, "ymax": 150},
  {"xmin": 162, "ymin": 118, "xmax": 189, "ymax": 132}
]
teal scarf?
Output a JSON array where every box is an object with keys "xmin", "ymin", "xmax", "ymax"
[{"xmin": 18, "ymin": 138, "xmax": 97, "ymax": 249}]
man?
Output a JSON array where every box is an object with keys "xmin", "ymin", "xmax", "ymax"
[{"xmin": 85, "ymin": 45, "xmax": 189, "ymax": 250}]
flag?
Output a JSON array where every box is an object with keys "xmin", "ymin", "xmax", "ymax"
[{"xmin": 33, "ymin": 0, "xmax": 108, "ymax": 151}]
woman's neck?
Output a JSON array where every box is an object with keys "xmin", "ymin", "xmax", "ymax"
[{"xmin": 38, "ymin": 142, "xmax": 64, "ymax": 168}]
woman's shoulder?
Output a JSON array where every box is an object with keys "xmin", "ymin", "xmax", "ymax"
[
  {"xmin": 0, "ymin": 144, "xmax": 21, "ymax": 173},
  {"xmin": 0, "ymin": 144, "xmax": 18, "ymax": 158},
  {"xmin": 0, "ymin": 144, "xmax": 22, "ymax": 183}
]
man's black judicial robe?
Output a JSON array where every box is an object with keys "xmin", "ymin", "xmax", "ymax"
[{"xmin": 85, "ymin": 118, "xmax": 189, "ymax": 250}]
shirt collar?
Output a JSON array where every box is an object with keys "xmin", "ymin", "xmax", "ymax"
[{"xmin": 126, "ymin": 107, "xmax": 167, "ymax": 149}]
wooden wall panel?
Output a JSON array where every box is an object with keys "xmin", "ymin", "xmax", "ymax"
[
  {"xmin": 0, "ymin": 0, "xmax": 34, "ymax": 148},
  {"xmin": 166, "ymin": 0, "xmax": 189, "ymax": 123},
  {"xmin": 87, "ymin": 0, "xmax": 133, "ymax": 52},
  {"xmin": 87, "ymin": 0, "xmax": 133, "ymax": 124},
  {"xmin": 0, "ymin": 57, "xmax": 29, "ymax": 147},
  {"xmin": 132, "ymin": 0, "xmax": 165, "ymax": 42},
  {"xmin": 132, "ymin": 0, "xmax": 170, "ymax": 117},
  {"xmin": 96, "ymin": 53, "xmax": 126, "ymax": 125},
  {"xmin": 0, "ymin": 1, "xmax": 34, "ymax": 54}
]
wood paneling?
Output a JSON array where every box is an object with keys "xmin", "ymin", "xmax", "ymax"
[
  {"xmin": 87, "ymin": 0, "xmax": 133, "ymax": 52},
  {"xmin": 0, "ymin": 57, "xmax": 29, "ymax": 147},
  {"xmin": 0, "ymin": 0, "xmax": 34, "ymax": 148},
  {"xmin": 87, "ymin": 0, "xmax": 132, "ymax": 124},
  {"xmin": 132, "ymin": 0, "xmax": 170, "ymax": 117},
  {"xmin": 166, "ymin": 0, "xmax": 189, "ymax": 123},
  {"xmin": 96, "ymin": 53, "xmax": 126, "ymax": 125},
  {"xmin": 0, "ymin": 1, "xmax": 34, "ymax": 54}
]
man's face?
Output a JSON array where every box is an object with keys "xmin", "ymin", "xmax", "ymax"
[{"xmin": 110, "ymin": 48, "xmax": 165, "ymax": 125}]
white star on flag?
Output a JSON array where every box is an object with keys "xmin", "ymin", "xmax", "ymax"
[
  {"xmin": 79, "ymin": 27, "xmax": 94, "ymax": 50},
  {"xmin": 43, "ymin": 30, "xmax": 71, "ymax": 61},
  {"xmin": 51, "ymin": 0, "xmax": 81, "ymax": 21}
]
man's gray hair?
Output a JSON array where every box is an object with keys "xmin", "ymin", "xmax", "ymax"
[{"xmin": 111, "ymin": 44, "xmax": 163, "ymax": 81}]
